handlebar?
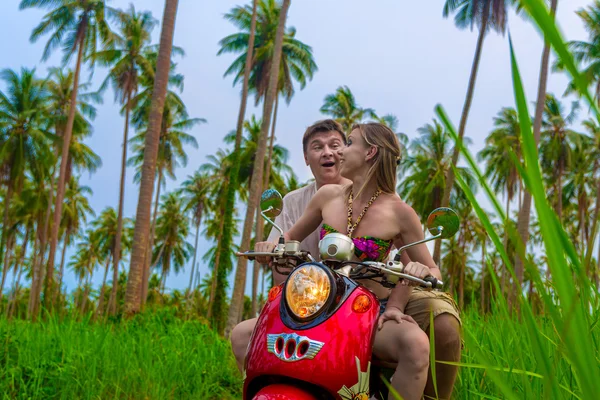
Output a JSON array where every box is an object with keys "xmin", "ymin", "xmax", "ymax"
[
  {"xmin": 236, "ymin": 251, "xmax": 443, "ymax": 290},
  {"xmin": 235, "ymin": 250, "xmax": 314, "ymax": 262},
  {"xmin": 359, "ymin": 261, "xmax": 444, "ymax": 289}
]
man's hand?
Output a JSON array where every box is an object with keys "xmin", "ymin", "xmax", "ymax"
[
  {"xmin": 377, "ymin": 306, "xmax": 417, "ymax": 330},
  {"xmin": 254, "ymin": 241, "xmax": 277, "ymax": 265},
  {"xmin": 400, "ymin": 261, "xmax": 430, "ymax": 287}
]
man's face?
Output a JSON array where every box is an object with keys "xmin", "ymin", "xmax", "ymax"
[{"xmin": 304, "ymin": 131, "xmax": 345, "ymax": 185}]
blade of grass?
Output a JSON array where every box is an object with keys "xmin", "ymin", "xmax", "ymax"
[{"xmin": 509, "ymin": 33, "xmax": 600, "ymax": 399}]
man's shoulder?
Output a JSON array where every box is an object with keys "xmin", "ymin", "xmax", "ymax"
[{"xmin": 282, "ymin": 182, "xmax": 317, "ymax": 203}]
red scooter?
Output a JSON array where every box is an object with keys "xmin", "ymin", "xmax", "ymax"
[{"xmin": 236, "ymin": 189, "xmax": 459, "ymax": 400}]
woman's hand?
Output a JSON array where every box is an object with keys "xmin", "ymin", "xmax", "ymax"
[
  {"xmin": 254, "ymin": 241, "xmax": 276, "ymax": 265},
  {"xmin": 377, "ymin": 306, "xmax": 417, "ymax": 330},
  {"xmin": 401, "ymin": 261, "xmax": 431, "ymax": 287}
]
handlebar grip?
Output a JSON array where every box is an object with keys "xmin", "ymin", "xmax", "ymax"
[
  {"xmin": 423, "ymin": 275, "xmax": 441, "ymax": 289},
  {"xmin": 245, "ymin": 251, "xmax": 255, "ymax": 261}
]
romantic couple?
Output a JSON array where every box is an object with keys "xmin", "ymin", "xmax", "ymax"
[{"xmin": 230, "ymin": 119, "xmax": 461, "ymax": 400}]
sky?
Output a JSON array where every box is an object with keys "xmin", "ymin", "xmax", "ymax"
[{"xmin": 0, "ymin": 0, "xmax": 592, "ymax": 298}]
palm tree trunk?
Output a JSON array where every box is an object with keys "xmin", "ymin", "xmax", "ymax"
[
  {"xmin": 96, "ymin": 257, "xmax": 111, "ymax": 318},
  {"xmin": 207, "ymin": 209, "xmax": 226, "ymax": 320},
  {"xmin": 584, "ymin": 171, "xmax": 600, "ymax": 276},
  {"xmin": 124, "ymin": 0, "xmax": 179, "ymax": 317},
  {"xmin": 27, "ymin": 220, "xmax": 41, "ymax": 319},
  {"xmin": 436, "ymin": 12, "xmax": 489, "ymax": 266},
  {"xmin": 209, "ymin": 0, "xmax": 258, "ymax": 333},
  {"xmin": 0, "ymin": 234, "xmax": 14, "ymax": 306},
  {"xmin": 80, "ymin": 274, "xmax": 91, "ymax": 316},
  {"xmin": 141, "ymin": 170, "xmax": 162, "ymax": 309},
  {"xmin": 8, "ymin": 256, "xmax": 25, "ymax": 320},
  {"xmin": 52, "ymin": 233, "xmax": 69, "ymax": 307},
  {"xmin": 188, "ymin": 220, "xmax": 201, "ymax": 294},
  {"xmin": 225, "ymin": 0, "xmax": 291, "ymax": 337},
  {"xmin": 514, "ymin": 0, "xmax": 559, "ymax": 289},
  {"xmin": 29, "ymin": 214, "xmax": 47, "ymax": 321},
  {"xmin": 111, "ymin": 91, "xmax": 131, "ymax": 315},
  {"xmin": 251, "ymin": 95, "xmax": 279, "ymax": 316},
  {"xmin": 0, "ymin": 182, "xmax": 14, "ymax": 275},
  {"xmin": 45, "ymin": 27, "xmax": 87, "ymax": 308}
]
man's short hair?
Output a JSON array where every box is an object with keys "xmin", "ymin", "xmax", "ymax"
[{"xmin": 302, "ymin": 119, "xmax": 347, "ymax": 154}]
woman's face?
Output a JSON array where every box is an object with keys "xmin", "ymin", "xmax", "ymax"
[{"xmin": 338, "ymin": 128, "xmax": 371, "ymax": 179}]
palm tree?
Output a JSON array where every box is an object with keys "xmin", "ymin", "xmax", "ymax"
[
  {"xmin": 152, "ymin": 192, "xmax": 193, "ymax": 293},
  {"xmin": 43, "ymin": 67, "xmax": 101, "ymax": 309},
  {"xmin": 223, "ymin": 116, "xmax": 292, "ymax": 194},
  {"xmin": 479, "ymin": 107, "xmax": 522, "ymax": 216},
  {"xmin": 514, "ymin": 0, "xmax": 559, "ymax": 291},
  {"xmin": 93, "ymin": 5, "xmax": 157, "ymax": 307},
  {"xmin": 556, "ymin": 1, "xmax": 600, "ymax": 103},
  {"xmin": 563, "ymin": 133, "xmax": 594, "ymax": 255},
  {"xmin": 582, "ymin": 118, "xmax": 600, "ymax": 276},
  {"xmin": 128, "ymin": 97, "xmax": 202, "ymax": 307},
  {"xmin": 320, "ymin": 86, "xmax": 375, "ymax": 133},
  {"xmin": 539, "ymin": 94, "xmax": 580, "ymax": 221},
  {"xmin": 398, "ymin": 119, "xmax": 475, "ymax": 221},
  {"xmin": 20, "ymin": 0, "xmax": 118, "ymax": 305},
  {"xmin": 69, "ymin": 228, "xmax": 100, "ymax": 314},
  {"xmin": 478, "ymin": 107, "xmax": 522, "ymax": 278},
  {"xmin": 179, "ymin": 171, "xmax": 211, "ymax": 295},
  {"xmin": 225, "ymin": 0, "xmax": 291, "ymax": 336},
  {"xmin": 0, "ymin": 68, "xmax": 51, "ymax": 316},
  {"xmin": 56, "ymin": 177, "xmax": 94, "ymax": 305},
  {"xmin": 90, "ymin": 207, "xmax": 119, "ymax": 316},
  {"xmin": 222, "ymin": 115, "xmax": 292, "ymax": 315},
  {"xmin": 125, "ymin": 0, "xmax": 180, "ymax": 316},
  {"xmin": 440, "ymin": 0, "xmax": 512, "ymax": 266},
  {"xmin": 218, "ymin": 0, "xmax": 317, "ymax": 106},
  {"xmin": 201, "ymin": 148, "xmax": 237, "ymax": 323}
]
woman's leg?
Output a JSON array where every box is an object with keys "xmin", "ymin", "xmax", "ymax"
[{"xmin": 373, "ymin": 318, "xmax": 430, "ymax": 400}]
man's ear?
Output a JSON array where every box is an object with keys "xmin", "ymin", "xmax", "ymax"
[
  {"xmin": 365, "ymin": 145, "xmax": 378, "ymax": 162},
  {"xmin": 304, "ymin": 153, "xmax": 309, "ymax": 166}
]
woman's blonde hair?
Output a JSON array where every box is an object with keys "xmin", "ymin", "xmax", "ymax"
[{"xmin": 346, "ymin": 122, "xmax": 401, "ymax": 200}]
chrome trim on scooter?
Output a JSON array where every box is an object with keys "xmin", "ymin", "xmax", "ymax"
[{"xmin": 267, "ymin": 333, "xmax": 325, "ymax": 362}]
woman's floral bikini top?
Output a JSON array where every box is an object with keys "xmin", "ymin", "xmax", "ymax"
[{"xmin": 319, "ymin": 188, "xmax": 393, "ymax": 263}]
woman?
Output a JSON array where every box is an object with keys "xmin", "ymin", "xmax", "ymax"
[{"xmin": 255, "ymin": 122, "xmax": 442, "ymax": 400}]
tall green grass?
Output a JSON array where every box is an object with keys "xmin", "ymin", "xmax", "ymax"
[
  {"xmin": 0, "ymin": 309, "xmax": 242, "ymax": 399},
  {"xmin": 426, "ymin": 0, "xmax": 600, "ymax": 398}
]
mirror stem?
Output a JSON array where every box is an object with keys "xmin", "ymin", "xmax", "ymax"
[
  {"xmin": 261, "ymin": 206, "xmax": 284, "ymax": 243},
  {"xmin": 393, "ymin": 227, "xmax": 444, "ymax": 262}
]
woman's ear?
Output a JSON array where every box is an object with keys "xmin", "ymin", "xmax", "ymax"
[{"xmin": 365, "ymin": 145, "xmax": 378, "ymax": 162}]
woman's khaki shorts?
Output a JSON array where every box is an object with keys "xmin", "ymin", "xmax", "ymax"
[
  {"xmin": 404, "ymin": 288, "xmax": 461, "ymax": 331},
  {"xmin": 379, "ymin": 288, "xmax": 461, "ymax": 332}
]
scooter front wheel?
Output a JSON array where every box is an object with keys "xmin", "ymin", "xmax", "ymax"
[{"xmin": 253, "ymin": 383, "xmax": 318, "ymax": 400}]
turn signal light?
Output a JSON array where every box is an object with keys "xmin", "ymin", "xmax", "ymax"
[
  {"xmin": 268, "ymin": 285, "xmax": 282, "ymax": 302},
  {"xmin": 352, "ymin": 294, "xmax": 371, "ymax": 313}
]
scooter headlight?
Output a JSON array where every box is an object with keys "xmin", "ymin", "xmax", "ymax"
[{"xmin": 285, "ymin": 264, "xmax": 332, "ymax": 320}]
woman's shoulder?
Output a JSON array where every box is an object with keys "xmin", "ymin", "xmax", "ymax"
[
  {"xmin": 315, "ymin": 183, "xmax": 346, "ymax": 197},
  {"xmin": 383, "ymin": 194, "xmax": 419, "ymax": 221}
]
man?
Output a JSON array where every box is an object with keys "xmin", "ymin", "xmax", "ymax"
[{"xmin": 229, "ymin": 119, "xmax": 461, "ymax": 399}]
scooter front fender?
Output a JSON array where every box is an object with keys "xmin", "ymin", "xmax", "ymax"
[{"xmin": 252, "ymin": 383, "xmax": 318, "ymax": 400}]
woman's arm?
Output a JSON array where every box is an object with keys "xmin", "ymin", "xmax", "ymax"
[{"xmin": 395, "ymin": 204, "xmax": 442, "ymax": 281}]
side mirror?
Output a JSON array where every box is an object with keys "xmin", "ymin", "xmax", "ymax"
[
  {"xmin": 426, "ymin": 207, "xmax": 460, "ymax": 239},
  {"xmin": 260, "ymin": 189, "xmax": 283, "ymax": 219}
]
